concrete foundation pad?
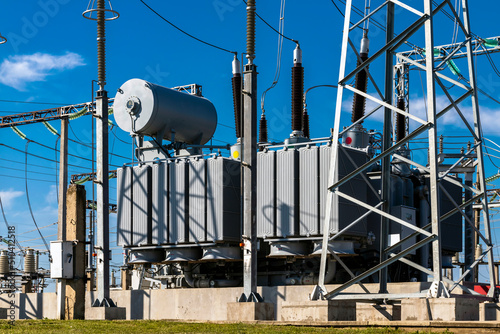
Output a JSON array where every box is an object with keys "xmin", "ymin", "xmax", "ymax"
[
  {"xmin": 356, "ymin": 303, "xmax": 401, "ymax": 321},
  {"xmin": 280, "ymin": 300, "xmax": 356, "ymax": 321},
  {"xmin": 85, "ymin": 306, "xmax": 126, "ymax": 320},
  {"xmin": 227, "ymin": 302, "xmax": 275, "ymax": 321},
  {"xmin": 480, "ymin": 302, "xmax": 500, "ymax": 321},
  {"xmin": 401, "ymin": 298, "xmax": 480, "ymax": 321}
]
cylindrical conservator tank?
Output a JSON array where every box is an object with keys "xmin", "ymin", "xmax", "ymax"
[{"xmin": 113, "ymin": 79, "xmax": 218, "ymax": 145}]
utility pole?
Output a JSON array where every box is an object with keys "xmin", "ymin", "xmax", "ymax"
[
  {"xmin": 240, "ymin": 0, "xmax": 260, "ymax": 303},
  {"xmin": 83, "ymin": 0, "xmax": 119, "ymax": 307},
  {"xmin": 56, "ymin": 117, "xmax": 68, "ymax": 319}
]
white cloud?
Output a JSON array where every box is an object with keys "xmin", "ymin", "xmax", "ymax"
[
  {"xmin": 0, "ymin": 52, "xmax": 85, "ymax": 90},
  {"xmin": 0, "ymin": 189, "xmax": 23, "ymax": 209},
  {"xmin": 45, "ymin": 185, "xmax": 57, "ymax": 205}
]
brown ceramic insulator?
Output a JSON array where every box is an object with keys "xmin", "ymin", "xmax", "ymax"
[
  {"xmin": 232, "ymin": 74, "xmax": 242, "ymax": 138},
  {"xmin": 246, "ymin": 0, "xmax": 256, "ymax": 57},
  {"xmin": 396, "ymin": 97, "xmax": 406, "ymax": 142},
  {"xmin": 97, "ymin": 0, "xmax": 106, "ymax": 86},
  {"xmin": 291, "ymin": 65, "xmax": 304, "ymax": 131},
  {"xmin": 302, "ymin": 111, "xmax": 310, "ymax": 139},
  {"xmin": 351, "ymin": 52, "xmax": 369, "ymax": 124}
]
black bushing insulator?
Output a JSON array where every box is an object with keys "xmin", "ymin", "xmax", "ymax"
[
  {"xmin": 291, "ymin": 65, "xmax": 304, "ymax": 132},
  {"xmin": 259, "ymin": 114, "xmax": 268, "ymax": 151},
  {"xmin": 302, "ymin": 111, "xmax": 310, "ymax": 139},
  {"xmin": 232, "ymin": 75, "xmax": 242, "ymax": 139},
  {"xmin": 396, "ymin": 97, "xmax": 406, "ymax": 142},
  {"xmin": 351, "ymin": 52, "xmax": 369, "ymax": 124}
]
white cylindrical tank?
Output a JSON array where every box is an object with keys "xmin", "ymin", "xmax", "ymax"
[{"xmin": 113, "ymin": 79, "xmax": 218, "ymax": 145}]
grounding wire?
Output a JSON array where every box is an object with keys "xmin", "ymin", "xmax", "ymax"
[
  {"xmin": 261, "ymin": 0, "xmax": 287, "ymax": 115},
  {"xmin": 242, "ymin": 0, "xmax": 298, "ymax": 44},
  {"xmin": 24, "ymin": 141, "xmax": 51, "ymax": 254},
  {"xmin": 139, "ymin": 0, "xmax": 236, "ymax": 54}
]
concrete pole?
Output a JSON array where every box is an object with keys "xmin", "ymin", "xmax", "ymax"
[
  {"xmin": 241, "ymin": 64, "xmax": 258, "ymax": 301},
  {"xmin": 65, "ymin": 184, "xmax": 86, "ymax": 319},
  {"xmin": 94, "ymin": 0, "xmax": 111, "ymax": 307},
  {"xmin": 95, "ymin": 90, "xmax": 110, "ymax": 305},
  {"xmin": 57, "ymin": 117, "xmax": 68, "ymax": 319},
  {"xmin": 120, "ymin": 267, "xmax": 131, "ymax": 290},
  {"xmin": 241, "ymin": 0, "xmax": 259, "ymax": 302}
]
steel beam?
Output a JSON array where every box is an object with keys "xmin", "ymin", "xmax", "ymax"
[{"xmin": 462, "ymin": 0, "xmax": 496, "ymax": 296}]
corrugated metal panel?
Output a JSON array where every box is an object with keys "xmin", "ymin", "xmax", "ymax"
[
  {"xmin": 319, "ymin": 145, "xmax": 368, "ymax": 236},
  {"xmin": 152, "ymin": 162, "xmax": 168, "ymax": 245},
  {"xmin": 132, "ymin": 165, "xmax": 152, "ymax": 245},
  {"xmin": 257, "ymin": 151, "xmax": 275, "ymax": 238},
  {"xmin": 169, "ymin": 159, "xmax": 188, "ymax": 243},
  {"xmin": 276, "ymin": 149, "xmax": 299, "ymax": 237},
  {"xmin": 337, "ymin": 147, "xmax": 368, "ymax": 236},
  {"xmin": 206, "ymin": 157, "xmax": 241, "ymax": 242},
  {"xmin": 299, "ymin": 146, "xmax": 319, "ymax": 236},
  {"xmin": 188, "ymin": 158, "xmax": 206, "ymax": 242},
  {"xmin": 117, "ymin": 167, "xmax": 132, "ymax": 246},
  {"xmin": 319, "ymin": 145, "xmax": 337, "ymax": 234}
]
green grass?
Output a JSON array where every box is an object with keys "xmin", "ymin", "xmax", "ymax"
[{"xmin": 0, "ymin": 320, "xmax": 452, "ymax": 334}]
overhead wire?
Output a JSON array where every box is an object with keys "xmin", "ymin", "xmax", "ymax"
[
  {"xmin": 241, "ymin": 0, "xmax": 298, "ymax": 44},
  {"xmin": 261, "ymin": 0, "xmax": 287, "ymax": 115},
  {"xmin": 24, "ymin": 141, "xmax": 51, "ymax": 254},
  {"xmin": 139, "ymin": 0, "xmax": 236, "ymax": 54},
  {"xmin": 16, "ymin": 222, "xmax": 57, "ymax": 236},
  {"xmin": 0, "ymin": 99, "xmax": 69, "ymax": 106},
  {"xmin": 0, "ymin": 195, "xmax": 25, "ymax": 254}
]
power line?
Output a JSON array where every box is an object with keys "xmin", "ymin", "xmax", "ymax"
[
  {"xmin": 242, "ymin": 0, "xmax": 298, "ymax": 44},
  {"xmin": 21, "ymin": 233, "xmax": 58, "ymax": 243},
  {"xmin": 0, "ymin": 156, "xmax": 85, "ymax": 174},
  {"xmin": 0, "ymin": 174, "xmax": 56, "ymax": 183},
  {"xmin": 0, "ymin": 195, "xmax": 25, "ymax": 255},
  {"xmin": 139, "ymin": 0, "xmax": 236, "ymax": 54},
  {"xmin": 0, "ymin": 141, "xmax": 122, "ymax": 169},
  {"xmin": 16, "ymin": 222, "xmax": 57, "ymax": 236},
  {"xmin": 24, "ymin": 141, "xmax": 51, "ymax": 254},
  {"xmin": 0, "ymin": 99, "xmax": 69, "ymax": 106}
]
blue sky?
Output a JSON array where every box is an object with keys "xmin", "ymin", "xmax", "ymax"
[{"xmin": 0, "ymin": 1, "xmax": 499, "ymax": 288}]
